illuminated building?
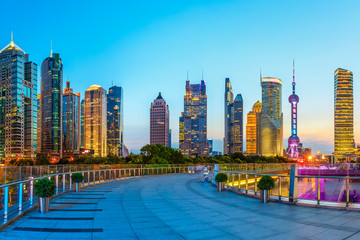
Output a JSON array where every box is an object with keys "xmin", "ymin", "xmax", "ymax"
[
  {"xmin": 150, "ymin": 92, "xmax": 169, "ymax": 146},
  {"xmin": 334, "ymin": 68, "xmax": 354, "ymax": 160},
  {"xmin": 0, "ymin": 35, "xmax": 38, "ymax": 161},
  {"xmin": 207, "ymin": 139, "xmax": 213, "ymax": 156},
  {"xmin": 40, "ymin": 52, "xmax": 63, "ymax": 159},
  {"xmin": 80, "ymin": 99, "xmax": 85, "ymax": 148},
  {"xmin": 261, "ymin": 77, "xmax": 283, "ymax": 156},
  {"xmin": 84, "ymin": 85, "xmax": 107, "ymax": 157},
  {"xmin": 180, "ymin": 80, "xmax": 209, "ymax": 157},
  {"xmin": 246, "ymin": 101, "xmax": 262, "ymax": 154},
  {"xmin": 107, "ymin": 86, "xmax": 124, "ymax": 156},
  {"xmin": 37, "ymin": 95, "xmax": 41, "ymax": 154},
  {"xmin": 179, "ymin": 113, "xmax": 184, "ymax": 148},
  {"xmin": 286, "ymin": 63, "xmax": 300, "ymax": 158},
  {"xmin": 62, "ymin": 81, "xmax": 80, "ymax": 157},
  {"xmin": 224, "ymin": 78, "xmax": 243, "ymax": 154}
]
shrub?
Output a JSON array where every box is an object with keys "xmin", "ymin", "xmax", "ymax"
[
  {"xmin": 257, "ymin": 175, "xmax": 275, "ymax": 191},
  {"xmin": 58, "ymin": 158, "xmax": 69, "ymax": 164},
  {"xmin": 71, "ymin": 173, "xmax": 84, "ymax": 183},
  {"xmin": 34, "ymin": 178, "xmax": 56, "ymax": 198},
  {"xmin": 215, "ymin": 173, "xmax": 228, "ymax": 183},
  {"xmin": 36, "ymin": 155, "xmax": 50, "ymax": 165}
]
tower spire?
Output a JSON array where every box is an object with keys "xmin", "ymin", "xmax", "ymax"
[
  {"xmin": 50, "ymin": 39, "xmax": 53, "ymax": 57},
  {"xmin": 202, "ymin": 70, "xmax": 204, "ymax": 80},
  {"xmin": 186, "ymin": 71, "xmax": 189, "ymax": 81},
  {"xmin": 10, "ymin": 32, "xmax": 14, "ymax": 47},
  {"xmin": 292, "ymin": 59, "xmax": 295, "ymax": 94}
]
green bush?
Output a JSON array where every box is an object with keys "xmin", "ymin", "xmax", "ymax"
[
  {"xmin": 71, "ymin": 173, "xmax": 84, "ymax": 183},
  {"xmin": 34, "ymin": 178, "xmax": 56, "ymax": 198},
  {"xmin": 257, "ymin": 175, "xmax": 275, "ymax": 190},
  {"xmin": 36, "ymin": 155, "xmax": 50, "ymax": 165},
  {"xmin": 58, "ymin": 158, "xmax": 69, "ymax": 164},
  {"xmin": 215, "ymin": 173, "xmax": 228, "ymax": 183}
]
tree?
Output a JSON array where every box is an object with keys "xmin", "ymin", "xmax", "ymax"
[{"xmin": 36, "ymin": 155, "xmax": 50, "ymax": 165}]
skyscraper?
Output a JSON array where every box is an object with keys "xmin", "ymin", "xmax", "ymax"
[
  {"xmin": 80, "ymin": 99, "xmax": 85, "ymax": 149},
  {"xmin": 246, "ymin": 101, "xmax": 262, "ymax": 154},
  {"xmin": 180, "ymin": 80, "xmax": 209, "ymax": 157},
  {"xmin": 0, "ymin": 35, "xmax": 38, "ymax": 161},
  {"xmin": 37, "ymin": 95, "xmax": 41, "ymax": 154},
  {"xmin": 150, "ymin": 92, "xmax": 169, "ymax": 146},
  {"xmin": 40, "ymin": 52, "xmax": 63, "ymax": 160},
  {"xmin": 334, "ymin": 68, "xmax": 354, "ymax": 160},
  {"xmin": 261, "ymin": 77, "xmax": 283, "ymax": 156},
  {"xmin": 233, "ymin": 94, "xmax": 243, "ymax": 153},
  {"xmin": 84, "ymin": 85, "xmax": 107, "ymax": 157},
  {"xmin": 62, "ymin": 81, "xmax": 80, "ymax": 157},
  {"xmin": 107, "ymin": 86, "xmax": 124, "ymax": 156},
  {"xmin": 224, "ymin": 78, "xmax": 243, "ymax": 154}
]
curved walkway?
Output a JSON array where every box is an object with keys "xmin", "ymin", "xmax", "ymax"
[{"xmin": 1, "ymin": 174, "xmax": 360, "ymax": 240}]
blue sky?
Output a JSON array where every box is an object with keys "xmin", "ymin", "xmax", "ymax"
[{"xmin": 1, "ymin": 0, "xmax": 360, "ymax": 154}]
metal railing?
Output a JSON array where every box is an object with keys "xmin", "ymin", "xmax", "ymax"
[
  {"xmin": 0, "ymin": 165, "xmax": 208, "ymax": 226},
  {"xmin": 215, "ymin": 164, "xmax": 360, "ymax": 210}
]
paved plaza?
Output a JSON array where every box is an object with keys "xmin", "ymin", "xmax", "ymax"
[{"xmin": 1, "ymin": 173, "xmax": 360, "ymax": 239}]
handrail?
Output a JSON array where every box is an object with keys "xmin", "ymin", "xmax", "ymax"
[{"xmin": 0, "ymin": 165, "xmax": 210, "ymax": 227}]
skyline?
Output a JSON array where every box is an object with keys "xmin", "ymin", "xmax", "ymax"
[{"xmin": 3, "ymin": 1, "xmax": 360, "ymax": 154}]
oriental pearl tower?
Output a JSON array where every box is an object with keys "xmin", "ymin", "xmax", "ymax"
[{"xmin": 286, "ymin": 62, "xmax": 300, "ymax": 158}]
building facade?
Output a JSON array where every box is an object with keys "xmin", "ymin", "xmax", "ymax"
[
  {"xmin": 107, "ymin": 86, "xmax": 124, "ymax": 156},
  {"xmin": 0, "ymin": 37, "xmax": 38, "ymax": 161},
  {"xmin": 179, "ymin": 80, "xmax": 209, "ymax": 157},
  {"xmin": 150, "ymin": 92, "xmax": 169, "ymax": 146},
  {"xmin": 224, "ymin": 78, "xmax": 243, "ymax": 154},
  {"xmin": 84, "ymin": 85, "xmax": 107, "ymax": 157},
  {"xmin": 80, "ymin": 99, "xmax": 85, "ymax": 149},
  {"xmin": 40, "ymin": 53, "xmax": 63, "ymax": 159},
  {"xmin": 62, "ymin": 81, "xmax": 80, "ymax": 157},
  {"xmin": 246, "ymin": 101, "xmax": 262, "ymax": 154},
  {"xmin": 334, "ymin": 68, "xmax": 354, "ymax": 160},
  {"xmin": 261, "ymin": 77, "xmax": 283, "ymax": 156}
]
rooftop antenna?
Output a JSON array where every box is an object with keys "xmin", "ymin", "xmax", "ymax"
[
  {"xmin": 292, "ymin": 59, "xmax": 296, "ymax": 94},
  {"xmin": 50, "ymin": 39, "xmax": 53, "ymax": 57},
  {"xmin": 10, "ymin": 31, "xmax": 14, "ymax": 47}
]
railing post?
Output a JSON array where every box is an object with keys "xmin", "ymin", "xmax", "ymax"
[
  {"xmin": 245, "ymin": 174, "xmax": 248, "ymax": 193},
  {"xmin": 99, "ymin": 171, "xmax": 101, "ymax": 183},
  {"xmin": 133, "ymin": 168, "xmax": 135, "ymax": 177},
  {"xmin": 289, "ymin": 164, "xmax": 298, "ymax": 203},
  {"xmin": 238, "ymin": 174, "xmax": 240, "ymax": 191},
  {"xmin": 4, "ymin": 186, "xmax": 8, "ymax": 220},
  {"xmin": 55, "ymin": 175, "xmax": 59, "ymax": 194},
  {"xmin": 70, "ymin": 174, "xmax": 72, "ymax": 190},
  {"xmin": 317, "ymin": 178, "xmax": 320, "ymax": 206},
  {"xmin": 93, "ymin": 171, "xmax": 96, "ymax": 184},
  {"xmin": 30, "ymin": 180, "xmax": 34, "ymax": 206},
  {"xmin": 82, "ymin": 172, "xmax": 85, "ymax": 186},
  {"xmin": 346, "ymin": 178, "xmax": 350, "ymax": 207},
  {"xmin": 18, "ymin": 183, "xmax": 23, "ymax": 212},
  {"xmin": 254, "ymin": 175, "xmax": 257, "ymax": 195},
  {"xmin": 279, "ymin": 177, "xmax": 282, "ymax": 200},
  {"xmin": 88, "ymin": 172, "xmax": 90, "ymax": 185},
  {"xmin": 63, "ymin": 174, "xmax": 66, "ymax": 192}
]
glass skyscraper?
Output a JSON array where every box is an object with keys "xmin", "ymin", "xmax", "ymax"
[
  {"xmin": 180, "ymin": 80, "xmax": 209, "ymax": 157},
  {"xmin": 150, "ymin": 92, "xmax": 169, "ymax": 147},
  {"xmin": 84, "ymin": 85, "xmax": 107, "ymax": 157},
  {"xmin": 246, "ymin": 101, "xmax": 262, "ymax": 154},
  {"xmin": 224, "ymin": 78, "xmax": 243, "ymax": 154},
  {"xmin": 80, "ymin": 99, "xmax": 85, "ymax": 149},
  {"xmin": 0, "ymin": 37, "xmax": 38, "ymax": 161},
  {"xmin": 107, "ymin": 86, "xmax": 124, "ymax": 156},
  {"xmin": 40, "ymin": 53, "xmax": 63, "ymax": 160},
  {"xmin": 261, "ymin": 77, "xmax": 283, "ymax": 156},
  {"xmin": 62, "ymin": 81, "xmax": 80, "ymax": 157},
  {"xmin": 334, "ymin": 68, "xmax": 354, "ymax": 160}
]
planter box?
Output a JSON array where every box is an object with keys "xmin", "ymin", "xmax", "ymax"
[
  {"xmin": 260, "ymin": 190, "xmax": 269, "ymax": 203},
  {"xmin": 38, "ymin": 197, "xmax": 50, "ymax": 213},
  {"xmin": 217, "ymin": 182, "xmax": 224, "ymax": 192},
  {"xmin": 74, "ymin": 183, "xmax": 81, "ymax": 192}
]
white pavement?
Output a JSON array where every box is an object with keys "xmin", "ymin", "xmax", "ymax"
[{"xmin": 1, "ymin": 173, "xmax": 360, "ymax": 240}]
